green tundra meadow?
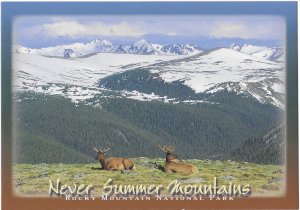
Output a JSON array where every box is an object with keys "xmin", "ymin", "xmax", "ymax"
[{"xmin": 13, "ymin": 158, "xmax": 285, "ymax": 197}]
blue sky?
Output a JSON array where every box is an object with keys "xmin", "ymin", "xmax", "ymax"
[{"xmin": 13, "ymin": 15, "xmax": 285, "ymax": 48}]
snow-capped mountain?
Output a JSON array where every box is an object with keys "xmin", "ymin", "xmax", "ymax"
[
  {"xmin": 13, "ymin": 45, "xmax": 285, "ymax": 108},
  {"xmin": 231, "ymin": 44, "xmax": 268, "ymax": 54},
  {"xmin": 252, "ymin": 47, "xmax": 284, "ymax": 62},
  {"xmin": 160, "ymin": 44, "xmax": 201, "ymax": 55},
  {"xmin": 13, "ymin": 39, "xmax": 202, "ymax": 58},
  {"xmin": 127, "ymin": 39, "xmax": 202, "ymax": 55},
  {"xmin": 150, "ymin": 48, "xmax": 283, "ymax": 93},
  {"xmin": 99, "ymin": 48, "xmax": 285, "ymax": 108},
  {"xmin": 127, "ymin": 39, "xmax": 160, "ymax": 55},
  {"xmin": 14, "ymin": 39, "xmax": 116, "ymax": 58},
  {"xmin": 231, "ymin": 44, "xmax": 284, "ymax": 62}
]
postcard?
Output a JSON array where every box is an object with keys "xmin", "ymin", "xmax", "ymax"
[{"xmin": 1, "ymin": 2, "xmax": 298, "ymax": 210}]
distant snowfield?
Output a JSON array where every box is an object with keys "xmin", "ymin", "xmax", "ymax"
[
  {"xmin": 13, "ymin": 48, "xmax": 285, "ymax": 108},
  {"xmin": 13, "ymin": 52, "xmax": 184, "ymax": 88},
  {"xmin": 13, "ymin": 52, "xmax": 188, "ymax": 103},
  {"xmin": 252, "ymin": 47, "xmax": 285, "ymax": 62},
  {"xmin": 155, "ymin": 48, "xmax": 284, "ymax": 93},
  {"xmin": 231, "ymin": 44, "xmax": 284, "ymax": 62},
  {"xmin": 239, "ymin": 44, "xmax": 268, "ymax": 54}
]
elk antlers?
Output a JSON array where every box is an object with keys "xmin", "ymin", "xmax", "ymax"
[
  {"xmin": 93, "ymin": 147, "xmax": 110, "ymax": 153},
  {"xmin": 158, "ymin": 145, "xmax": 175, "ymax": 153},
  {"xmin": 93, "ymin": 147, "xmax": 99, "ymax": 152}
]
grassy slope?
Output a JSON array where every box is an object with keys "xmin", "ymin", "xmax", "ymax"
[{"xmin": 13, "ymin": 158, "xmax": 285, "ymax": 197}]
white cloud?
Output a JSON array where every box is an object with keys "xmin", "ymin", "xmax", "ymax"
[
  {"xmin": 166, "ymin": 32, "xmax": 178, "ymax": 36},
  {"xmin": 207, "ymin": 17, "xmax": 285, "ymax": 39},
  {"xmin": 34, "ymin": 20, "xmax": 145, "ymax": 38},
  {"xmin": 19, "ymin": 15, "xmax": 285, "ymax": 42},
  {"xmin": 210, "ymin": 23, "xmax": 269, "ymax": 39}
]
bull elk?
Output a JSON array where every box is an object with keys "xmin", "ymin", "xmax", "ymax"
[
  {"xmin": 93, "ymin": 147, "xmax": 135, "ymax": 171},
  {"xmin": 158, "ymin": 145, "xmax": 199, "ymax": 174}
]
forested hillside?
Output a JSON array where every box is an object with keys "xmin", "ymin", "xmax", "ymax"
[
  {"xmin": 230, "ymin": 124, "xmax": 285, "ymax": 164},
  {"xmin": 99, "ymin": 68, "xmax": 197, "ymax": 99},
  {"xmin": 13, "ymin": 92, "xmax": 284, "ymax": 164}
]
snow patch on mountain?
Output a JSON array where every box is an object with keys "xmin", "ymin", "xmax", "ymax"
[
  {"xmin": 240, "ymin": 44, "xmax": 268, "ymax": 54},
  {"xmin": 205, "ymin": 78, "xmax": 285, "ymax": 108},
  {"xmin": 155, "ymin": 48, "xmax": 282, "ymax": 92},
  {"xmin": 13, "ymin": 52, "xmax": 186, "ymax": 103},
  {"xmin": 252, "ymin": 47, "xmax": 285, "ymax": 62},
  {"xmin": 231, "ymin": 44, "xmax": 284, "ymax": 62},
  {"xmin": 137, "ymin": 48, "xmax": 285, "ymax": 108}
]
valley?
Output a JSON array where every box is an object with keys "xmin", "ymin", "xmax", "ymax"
[{"xmin": 12, "ymin": 39, "xmax": 286, "ymax": 166}]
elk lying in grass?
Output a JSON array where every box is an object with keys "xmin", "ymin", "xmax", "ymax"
[
  {"xmin": 158, "ymin": 145, "xmax": 199, "ymax": 174},
  {"xmin": 93, "ymin": 147, "xmax": 135, "ymax": 171}
]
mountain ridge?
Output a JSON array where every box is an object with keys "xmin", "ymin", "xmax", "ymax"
[
  {"xmin": 13, "ymin": 46, "xmax": 285, "ymax": 108},
  {"xmin": 99, "ymin": 48, "xmax": 285, "ymax": 108},
  {"xmin": 231, "ymin": 43, "xmax": 284, "ymax": 62},
  {"xmin": 13, "ymin": 38, "xmax": 203, "ymax": 58}
]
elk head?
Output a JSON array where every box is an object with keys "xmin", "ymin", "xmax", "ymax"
[
  {"xmin": 93, "ymin": 147, "xmax": 110, "ymax": 161},
  {"xmin": 158, "ymin": 145, "xmax": 178, "ymax": 162}
]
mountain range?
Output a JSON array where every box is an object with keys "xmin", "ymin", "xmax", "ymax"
[
  {"xmin": 14, "ymin": 38, "xmax": 203, "ymax": 58},
  {"xmin": 12, "ymin": 39, "xmax": 286, "ymax": 164},
  {"xmin": 13, "ymin": 39, "xmax": 285, "ymax": 108}
]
